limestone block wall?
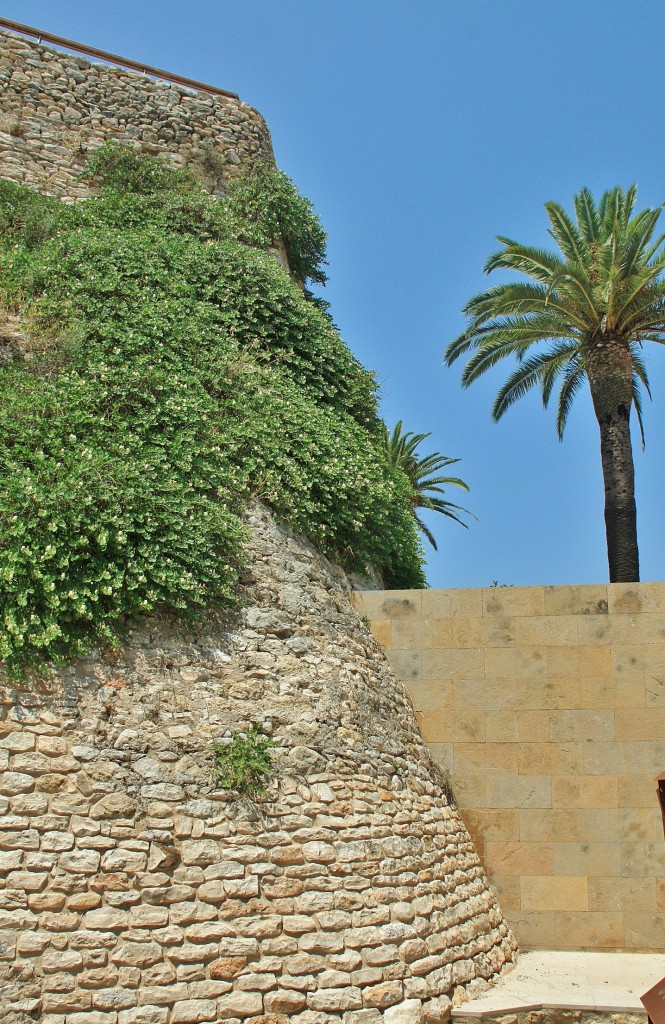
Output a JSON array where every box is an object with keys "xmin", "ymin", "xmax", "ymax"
[
  {"xmin": 0, "ymin": 507, "xmax": 516, "ymax": 1024},
  {"xmin": 352, "ymin": 584, "xmax": 665, "ymax": 952},
  {"xmin": 0, "ymin": 29, "xmax": 273, "ymax": 199}
]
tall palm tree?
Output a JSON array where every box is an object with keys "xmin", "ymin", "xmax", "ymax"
[
  {"xmin": 445, "ymin": 185, "xmax": 665, "ymax": 583},
  {"xmin": 385, "ymin": 421, "xmax": 472, "ymax": 549}
]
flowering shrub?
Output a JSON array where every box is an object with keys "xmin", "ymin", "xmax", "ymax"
[{"xmin": 0, "ymin": 149, "xmax": 424, "ymax": 674}]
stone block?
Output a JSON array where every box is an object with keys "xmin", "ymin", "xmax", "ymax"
[
  {"xmin": 621, "ymin": 842, "xmax": 665, "ymax": 878},
  {"xmin": 582, "ymin": 675, "xmax": 643, "ymax": 708},
  {"xmin": 554, "ymin": 911, "xmax": 623, "ymax": 949},
  {"xmin": 613, "ymin": 644, "xmax": 665, "ymax": 674},
  {"xmin": 587, "ymin": 807, "xmax": 654, "ymax": 843},
  {"xmin": 216, "ymin": 991, "xmax": 263, "ymax": 1019},
  {"xmin": 485, "ymin": 774, "xmax": 551, "ymax": 809},
  {"xmin": 518, "ymin": 807, "xmax": 587, "ymax": 842},
  {"xmin": 452, "ymin": 676, "xmax": 516, "ymax": 712},
  {"xmin": 617, "ymin": 775, "xmax": 655, "ymax": 807},
  {"xmin": 503, "ymin": 909, "xmax": 556, "ymax": 949},
  {"xmin": 422, "ymin": 648, "xmax": 484, "ymax": 681},
  {"xmin": 483, "ymin": 586, "xmax": 544, "ymax": 618},
  {"xmin": 485, "ymin": 647, "xmax": 547, "ymax": 680},
  {"xmin": 486, "ymin": 841, "xmax": 553, "ymax": 876},
  {"xmin": 646, "ymin": 674, "xmax": 665, "ymax": 707},
  {"xmin": 485, "ymin": 711, "xmax": 518, "ymax": 742},
  {"xmin": 552, "ymin": 775, "xmax": 618, "ymax": 809},
  {"xmin": 618, "ymin": 740, "xmax": 665, "ymax": 775},
  {"xmin": 264, "ymin": 989, "xmax": 308, "ymax": 1014},
  {"xmin": 361, "ymin": 981, "xmax": 405, "ymax": 1009},
  {"xmin": 454, "ymin": 742, "xmax": 517, "ymax": 773},
  {"xmin": 0, "ymin": 731, "xmax": 35, "ymax": 751},
  {"xmin": 513, "ymin": 614, "xmax": 579, "ymax": 647},
  {"xmin": 517, "ymin": 674, "xmax": 581, "ymax": 710},
  {"xmin": 392, "ymin": 618, "xmax": 452, "ymax": 650},
  {"xmin": 462, "ymin": 808, "xmax": 519, "ymax": 843},
  {"xmin": 308, "ymin": 986, "xmax": 363, "ymax": 1012},
  {"xmin": 488, "ymin": 875, "xmax": 520, "ymax": 912},
  {"xmin": 92, "ymin": 989, "xmax": 136, "ymax": 1011},
  {"xmin": 119, "ymin": 1009, "xmax": 169, "ymax": 1024},
  {"xmin": 170, "ymin": 1000, "xmax": 217, "ymax": 1023},
  {"xmin": 589, "ymin": 876, "xmax": 655, "ymax": 913},
  {"xmin": 405, "ymin": 681, "xmax": 453, "ymax": 714},
  {"xmin": 549, "ymin": 709, "xmax": 615, "ymax": 743},
  {"xmin": 517, "ymin": 742, "xmax": 584, "ymax": 775},
  {"xmin": 429, "ymin": 713, "xmax": 486, "ymax": 743},
  {"xmin": 386, "ymin": 650, "xmax": 421, "ymax": 682},
  {"xmin": 450, "ymin": 618, "xmax": 484, "ymax": 649},
  {"xmin": 68, "ymin": 1013, "xmax": 114, "ymax": 1024},
  {"xmin": 582, "ymin": 742, "xmax": 628, "ymax": 775},
  {"xmin": 514, "ymin": 711, "xmax": 550, "ymax": 742},
  {"xmin": 615, "ymin": 708, "xmax": 665, "ymax": 741},
  {"xmin": 553, "ymin": 842, "xmax": 621, "ymax": 877},
  {"xmin": 421, "ymin": 589, "xmax": 481, "ymax": 619},
  {"xmin": 369, "ymin": 619, "xmax": 392, "ymax": 649},
  {"xmin": 376, "ymin": 592, "xmax": 422, "ymax": 618},
  {"xmin": 520, "ymin": 875, "xmax": 588, "ymax": 912},
  {"xmin": 542, "ymin": 585, "xmax": 608, "ymax": 616},
  {"xmin": 451, "ymin": 771, "xmax": 486, "ymax": 808},
  {"xmin": 624, "ymin": 912, "xmax": 665, "ymax": 950},
  {"xmin": 180, "ymin": 840, "xmax": 220, "ymax": 865},
  {"xmin": 418, "ymin": 741, "xmax": 452, "ymax": 770},
  {"xmin": 383, "ymin": 998, "xmax": 424, "ymax": 1024}
]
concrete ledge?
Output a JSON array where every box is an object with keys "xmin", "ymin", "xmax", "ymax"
[{"xmin": 452, "ymin": 952, "xmax": 662, "ymax": 1020}]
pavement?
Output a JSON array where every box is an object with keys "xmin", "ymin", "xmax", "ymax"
[{"xmin": 452, "ymin": 951, "xmax": 665, "ymax": 1017}]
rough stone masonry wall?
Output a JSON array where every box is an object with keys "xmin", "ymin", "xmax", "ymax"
[
  {"xmin": 352, "ymin": 584, "xmax": 665, "ymax": 953},
  {"xmin": 0, "ymin": 507, "xmax": 516, "ymax": 1024},
  {"xmin": 0, "ymin": 29, "xmax": 274, "ymax": 199}
]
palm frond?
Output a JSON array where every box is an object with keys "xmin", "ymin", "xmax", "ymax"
[
  {"xmin": 622, "ymin": 207, "xmax": 664, "ymax": 278},
  {"xmin": 555, "ymin": 357, "xmax": 585, "ymax": 439},
  {"xmin": 492, "ymin": 347, "xmax": 576, "ymax": 420},
  {"xmin": 484, "ymin": 241, "xmax": 566, "ymax": 283},
  {"xmin": 545, "ymin": 201, "xmax": 588, "ymax": 265},
  {"xmin": 415, "ymin": 514, "xmax": 439, "ymax": 550},
  {"xmin": 385, "ymin": 421, "xmax": 473, "ymax": 548},
  {"xmin": 630, "ymin": 345, "xmax": 652, "ymax": 449},
  {"xmin": 574, "ymin": 188, "xmax": 601, "ymax": 243}
]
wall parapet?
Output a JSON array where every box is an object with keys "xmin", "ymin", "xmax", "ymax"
[
  {"xmin": 0, "ymin": 28, "xmax": 273, "ymax": 200},
  {"xmin": 352, "ymin": 582, "xmax": 665, "ymax": 951}
]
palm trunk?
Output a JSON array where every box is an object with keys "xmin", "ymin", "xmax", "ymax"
[{"xmin": 588, "ymin": 342, "xmax": 640, "ymax": 583}]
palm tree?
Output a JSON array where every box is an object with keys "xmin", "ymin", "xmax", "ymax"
[
  {"xmin": 385, "ymin": 421, "xmax": 472, "ymax": 549},
  {"xmin": 445, "ymin": 185, "xmax": 665, "ymax": 583}
]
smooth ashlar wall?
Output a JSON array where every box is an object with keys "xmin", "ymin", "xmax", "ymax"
[{"xmin": 351, "ymin": 583, "xmax": 665, "ymax": 951}]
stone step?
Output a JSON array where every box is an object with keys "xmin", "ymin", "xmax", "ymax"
[{"xmin": 452, "ymin": 952, "xmax": 663, "ymax": 1023}]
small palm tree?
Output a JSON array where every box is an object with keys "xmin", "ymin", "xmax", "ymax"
[
  {"xmin": 445, "ymin": 185, "xmax": 665, "ymax": 582},
  {"xmin": 385, "ymin": 421, "xmax": 472, "ymax": 549}
]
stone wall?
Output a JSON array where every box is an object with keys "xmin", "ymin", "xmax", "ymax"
[
  {"xmin": 351, "ymin": 584, "xmax": 665, "ymax": 953},
  {"xmin": 0, "ymin": 29, "xmax": 273, "ymax": 199},
  {"xmin": 0, "ymin": 507, "xmax": 516, "ymax": 1024}
]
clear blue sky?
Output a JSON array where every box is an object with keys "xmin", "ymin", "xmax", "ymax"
[{"xmin": 5, "ymin": 0, "xmax": 665, "ymax": 588}]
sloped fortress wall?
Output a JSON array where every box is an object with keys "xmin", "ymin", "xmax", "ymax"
[
  {"xmin": 0, "ymin": 29, "xmax": 273, "ymax": 199},
  {"xmin": 0, "ymin": 507, "xmax": 516, "ymax": 1024},
  {"xmin": 353, "ymin": 584, "xmax": 665, "ymax": 953}
]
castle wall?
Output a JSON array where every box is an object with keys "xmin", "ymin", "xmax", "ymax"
[
  {"xmin": 0, "ymin": 508, "xmax": 516, "ymax": 1024},
  {"xmin": 352, "ymin": 584, "xmax": 665, "ymax": 952},
  {"xmin": 0, "ymin": 29, "xmax": 273, "ymax": 199},
  {"xmin": 0, "ymin": 32, "xmax": 517, "ymax": 1022}
]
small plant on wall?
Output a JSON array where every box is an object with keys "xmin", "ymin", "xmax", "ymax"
[{"xmin": 211, "ymin": 724, "xmax": 274, "ymax": 795}]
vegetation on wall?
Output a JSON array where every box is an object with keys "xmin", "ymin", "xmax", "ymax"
[
  {"xmin": 212, "ymin": 725, "xmax": 274, "ymax": 796},
  {"xmin": 0, "ymin": 145, "xmax": 426, "ymax": 675}
]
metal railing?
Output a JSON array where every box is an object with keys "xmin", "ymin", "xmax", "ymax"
[{"xmin": 0, "ymin": 16, "xmax": 239, "ymax": 100}]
